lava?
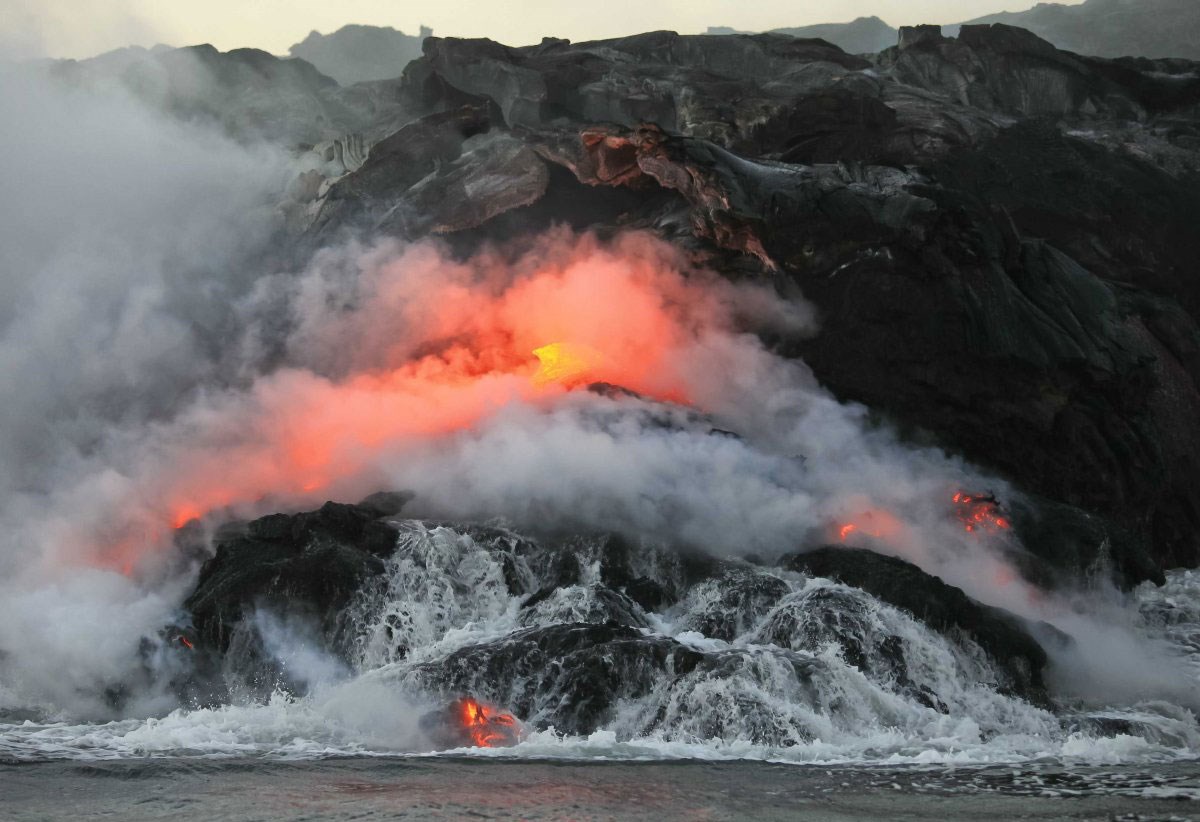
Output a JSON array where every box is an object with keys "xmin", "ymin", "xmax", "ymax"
[
  {"xmin": 456, "ymin": 696, "xmax": 520, "ymax": 748},
  {"xmin": 952, "ymin": 492, "xmax": 1011, "ymax": 533},
  {"xmin": 835, "ymin": 508, "xmax": 906, "ymax": 544},
  {"xmin": 531, "ymin": 342, "xmax": 604, "ymax": 387},
  {"xmin": 78, "ymin": 232, "xmax": 753, "ymax": 573}
]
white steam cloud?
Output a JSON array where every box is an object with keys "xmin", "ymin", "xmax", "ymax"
[{"xmin": 0, "ymin": 63, "xmax": 290, "ymax": 717}]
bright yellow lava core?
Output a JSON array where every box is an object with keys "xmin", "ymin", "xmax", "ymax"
[{"xmin": 532, "ymin": 342, "xmax": 602, "ymax": 387}]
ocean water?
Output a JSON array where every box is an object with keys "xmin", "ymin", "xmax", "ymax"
[
  {"xmin": 3, "ymin": 530, "xmax": 1199, "ymax": 819},
  {"xmin": 4, "ymin": 758, "xmax": 1200, "ymax": 821}
]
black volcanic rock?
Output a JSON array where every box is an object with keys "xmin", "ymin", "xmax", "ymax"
[
  {"xmin": 402, "ymin": 31, "xmax": 872, "ymax": 145},
  {"xmin": 677, "ymin": 568, "xmax": 792, "ymax": 641},
  {"xmin": 401, "ymin": 622, "xmax": 704, "ymax": 735},
  {"xmin": 884, "ymin": 24, "xmax": 1136, "ymax": 119},
  {"xmin": 308, "ymin": 104, "xmax": 500, "ymax": 238},
  {"xmin": 782, "ymin": 547, "xmax": 1051, "ymax": 702},
  {"xmin": 518, "ymin": 584, "xmax": 651, "ymax": 630},
  {"xmin": 184, "ymin": 500, "xmax": 405, "ymax": 654},
  {"xmin": 184, "ymin": 24, "xmax": 1200, "ymax": 585},
  {"xmin": 708, "ymin": 17, "xmax": 898, "ymax": 56},
  {"xmin": 754, "ymin": 585, "xmax": 949, "ymax": 710}
]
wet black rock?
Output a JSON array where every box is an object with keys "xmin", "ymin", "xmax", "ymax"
[
  {"xmin": 517, "ymin": 531, "xmax": 720, "ymax": 613},
  {"xmin": 185, "ymin": 499, "xmax": 406, "ymax": 654},
  {"xmin": 401, "ymin": 622, "xmax": 704, "ymax": 735},
  {"xmin": 519, "ymin": 584, "xmax": 651, "ymax": 630},
  {"xmin": 677, "ymin": 567, "xmax": 791, "ymax": 641},
  {"xmin": 783, "ymin": 547, "xmax": 1051, "ymax": 702}
]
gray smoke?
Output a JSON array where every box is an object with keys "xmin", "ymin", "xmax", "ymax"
[{"xmin": 0, "ymin": 63, "xmax": 290, "ymax": 717}]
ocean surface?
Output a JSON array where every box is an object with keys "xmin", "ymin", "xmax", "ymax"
[
  {"xmin": 4, "ymin": 757, "xmax": 1200, "ymax": 820},
  {"xmin": 3, "ymin": 544, "xmax": 1199, "ymax": 820}
]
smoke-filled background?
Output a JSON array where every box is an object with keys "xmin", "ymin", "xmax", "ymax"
[
  {"xmin": 0, "ymin": 65, "xmax": 293, "ymax": 715},
  {"xmin": 0, "ymin": 54, "xmax": 1195, "ymax": 733}
]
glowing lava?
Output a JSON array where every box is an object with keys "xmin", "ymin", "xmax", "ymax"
[
  {"xmin": 532, "ymin": 342, "xmax": 604, "ymax": 387},
  {"xmin": 952, "ymin": 492, "xmax": 1011, "ymax": 533},
  {"xmin": 835, "ymin": 508, "xmax": 906, "ymax": 544},
  {"xmin": 456, "ymin": 697, "xmax": 520, "ymax": 748},
  {"xmin": 75, "ymin": 232, "xmax": 736, "ymax": 573}
]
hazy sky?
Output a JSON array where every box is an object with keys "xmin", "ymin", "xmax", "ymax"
[{"xmin": 4, "ymin": 0, "xmax": 1085, "ymax": 61}]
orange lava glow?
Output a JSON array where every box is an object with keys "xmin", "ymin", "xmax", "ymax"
[
  {"xmin": 835, "ymin": 508, "xmax": 907, "ymax": 544},
  {"xmin": 457, "ymin": 696, "xmax": 519, "ymax": 748},
  {"xmin": 531, "ymin": 342, "xmax": 604, "ymax": 387},
  {"xmin": 952, "ymin": 492, "xmax": 1011, "ymax": 534},
  {"xmin": 75, "ymin": 232, "xmax": 745, "ymax": 573},
  {"xmin": 178, "ymin": 636, "xmax": 194, "ymax": 650}
]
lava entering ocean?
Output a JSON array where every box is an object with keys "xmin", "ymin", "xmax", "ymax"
[
  {"xmin": 420, "ymin": 697, "xmax": 522, "ymax": 749},
  {"xmin": 74, "ymin": 232, "xmax": 782, "ymax": 573}
]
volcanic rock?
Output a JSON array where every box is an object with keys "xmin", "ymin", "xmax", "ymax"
[
  {"xmin": 782, "ymin": 547, "xmax": 1051, "ymax": 701},
  {"xmin": 286, "ymin": 26, "xmax": 1200, "ymax": 583},
  {"xmin": 401, "ymin": 622, "xmax": 704, "ymax": 735},
  {"xmin": 184, "ymin": 500, "xmax": 405, "ymax": 654},
  {"xmin": 119, "ymin": 20, "xmax": 1200, "ymax": 594},
  {"xmin": 518, "ymin": 584, "xmax": 651, "ymax": 630},
  {"xmin": 676, "ymin": 567, "xmax": 792, "ymax": 641}
]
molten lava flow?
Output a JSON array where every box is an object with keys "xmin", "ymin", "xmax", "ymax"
[
  {"xmin": 456, "ymin": 697, "xmax": 519, "ymax": 748},
  {"xmin": 835, "ymin": 508, "xmax": 906, "ymax": 544},
  {"xmin": 77, "ymin": 232, "xmax": 740, "ymax": 573},
  {"xmin": 532, "ymin": 342, "xmax": 604, "ymax": 387},
  {"xmin": 178, "ymin": 636, "xmax": 194, "ymax": 650},
  {"xmin": 952, "ymin": 492, "xmax": 1011, "ymax": 533},
  {"xmin": 170, "ymin": 505, "xmax": 203, "ymax": 530}
]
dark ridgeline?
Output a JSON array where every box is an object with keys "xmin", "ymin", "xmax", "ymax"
[
  {"xmin": 288, "ymin": 24, "xmax": 433, "ymax": 86},
  {"xmin": 714, "ymin": 0, "xmax": 1200, "ymax": 61},
  {"xmin": 948, "ymin": 0, "xmax": 1200, "ymax": 61}
]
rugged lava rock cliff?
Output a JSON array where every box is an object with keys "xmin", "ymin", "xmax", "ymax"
[
  {"xmin": 279, "ymin": 25, "xmax": 1200, "ymax": 584},
  {"xmin": 93, "ymin": 23, "xmax": 1200, "ymax": 727},
  {"xmin": 177, "ymin": 499, "xmax": 1057, "ymax": 730}
]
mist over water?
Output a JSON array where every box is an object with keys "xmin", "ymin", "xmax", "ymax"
[
  {"xmin": 0, "ymin": 62, "xmax": 1197, "ymax": 769},
  {"xmin": 0, "ymin": 65, "xmax": 291, "ymax": 717}
]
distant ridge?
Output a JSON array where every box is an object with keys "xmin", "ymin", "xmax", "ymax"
[
  {"xmin": 711, "ymin": 0, "xmax": 1200, "ymax": 61},
  {"xmin": 947, "ymin": 0, "xmax": 1200, "ymax": 60},
  {"xmin": 288, "ymin": 24, "xmax": 431, "ymax": 85},
  {"xmin": 707, "ymin": 16, "xmax": 897, "ymax": 55}
]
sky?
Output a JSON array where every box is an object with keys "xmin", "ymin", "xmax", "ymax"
[{"xmin": 3, "ymin": 0, "xmax": 1086, "ymax": 61}]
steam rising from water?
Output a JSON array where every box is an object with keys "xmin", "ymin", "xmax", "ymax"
[{"xmin": 0, "ymin": 63, "xmax": 1195, "ymax": 743}]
